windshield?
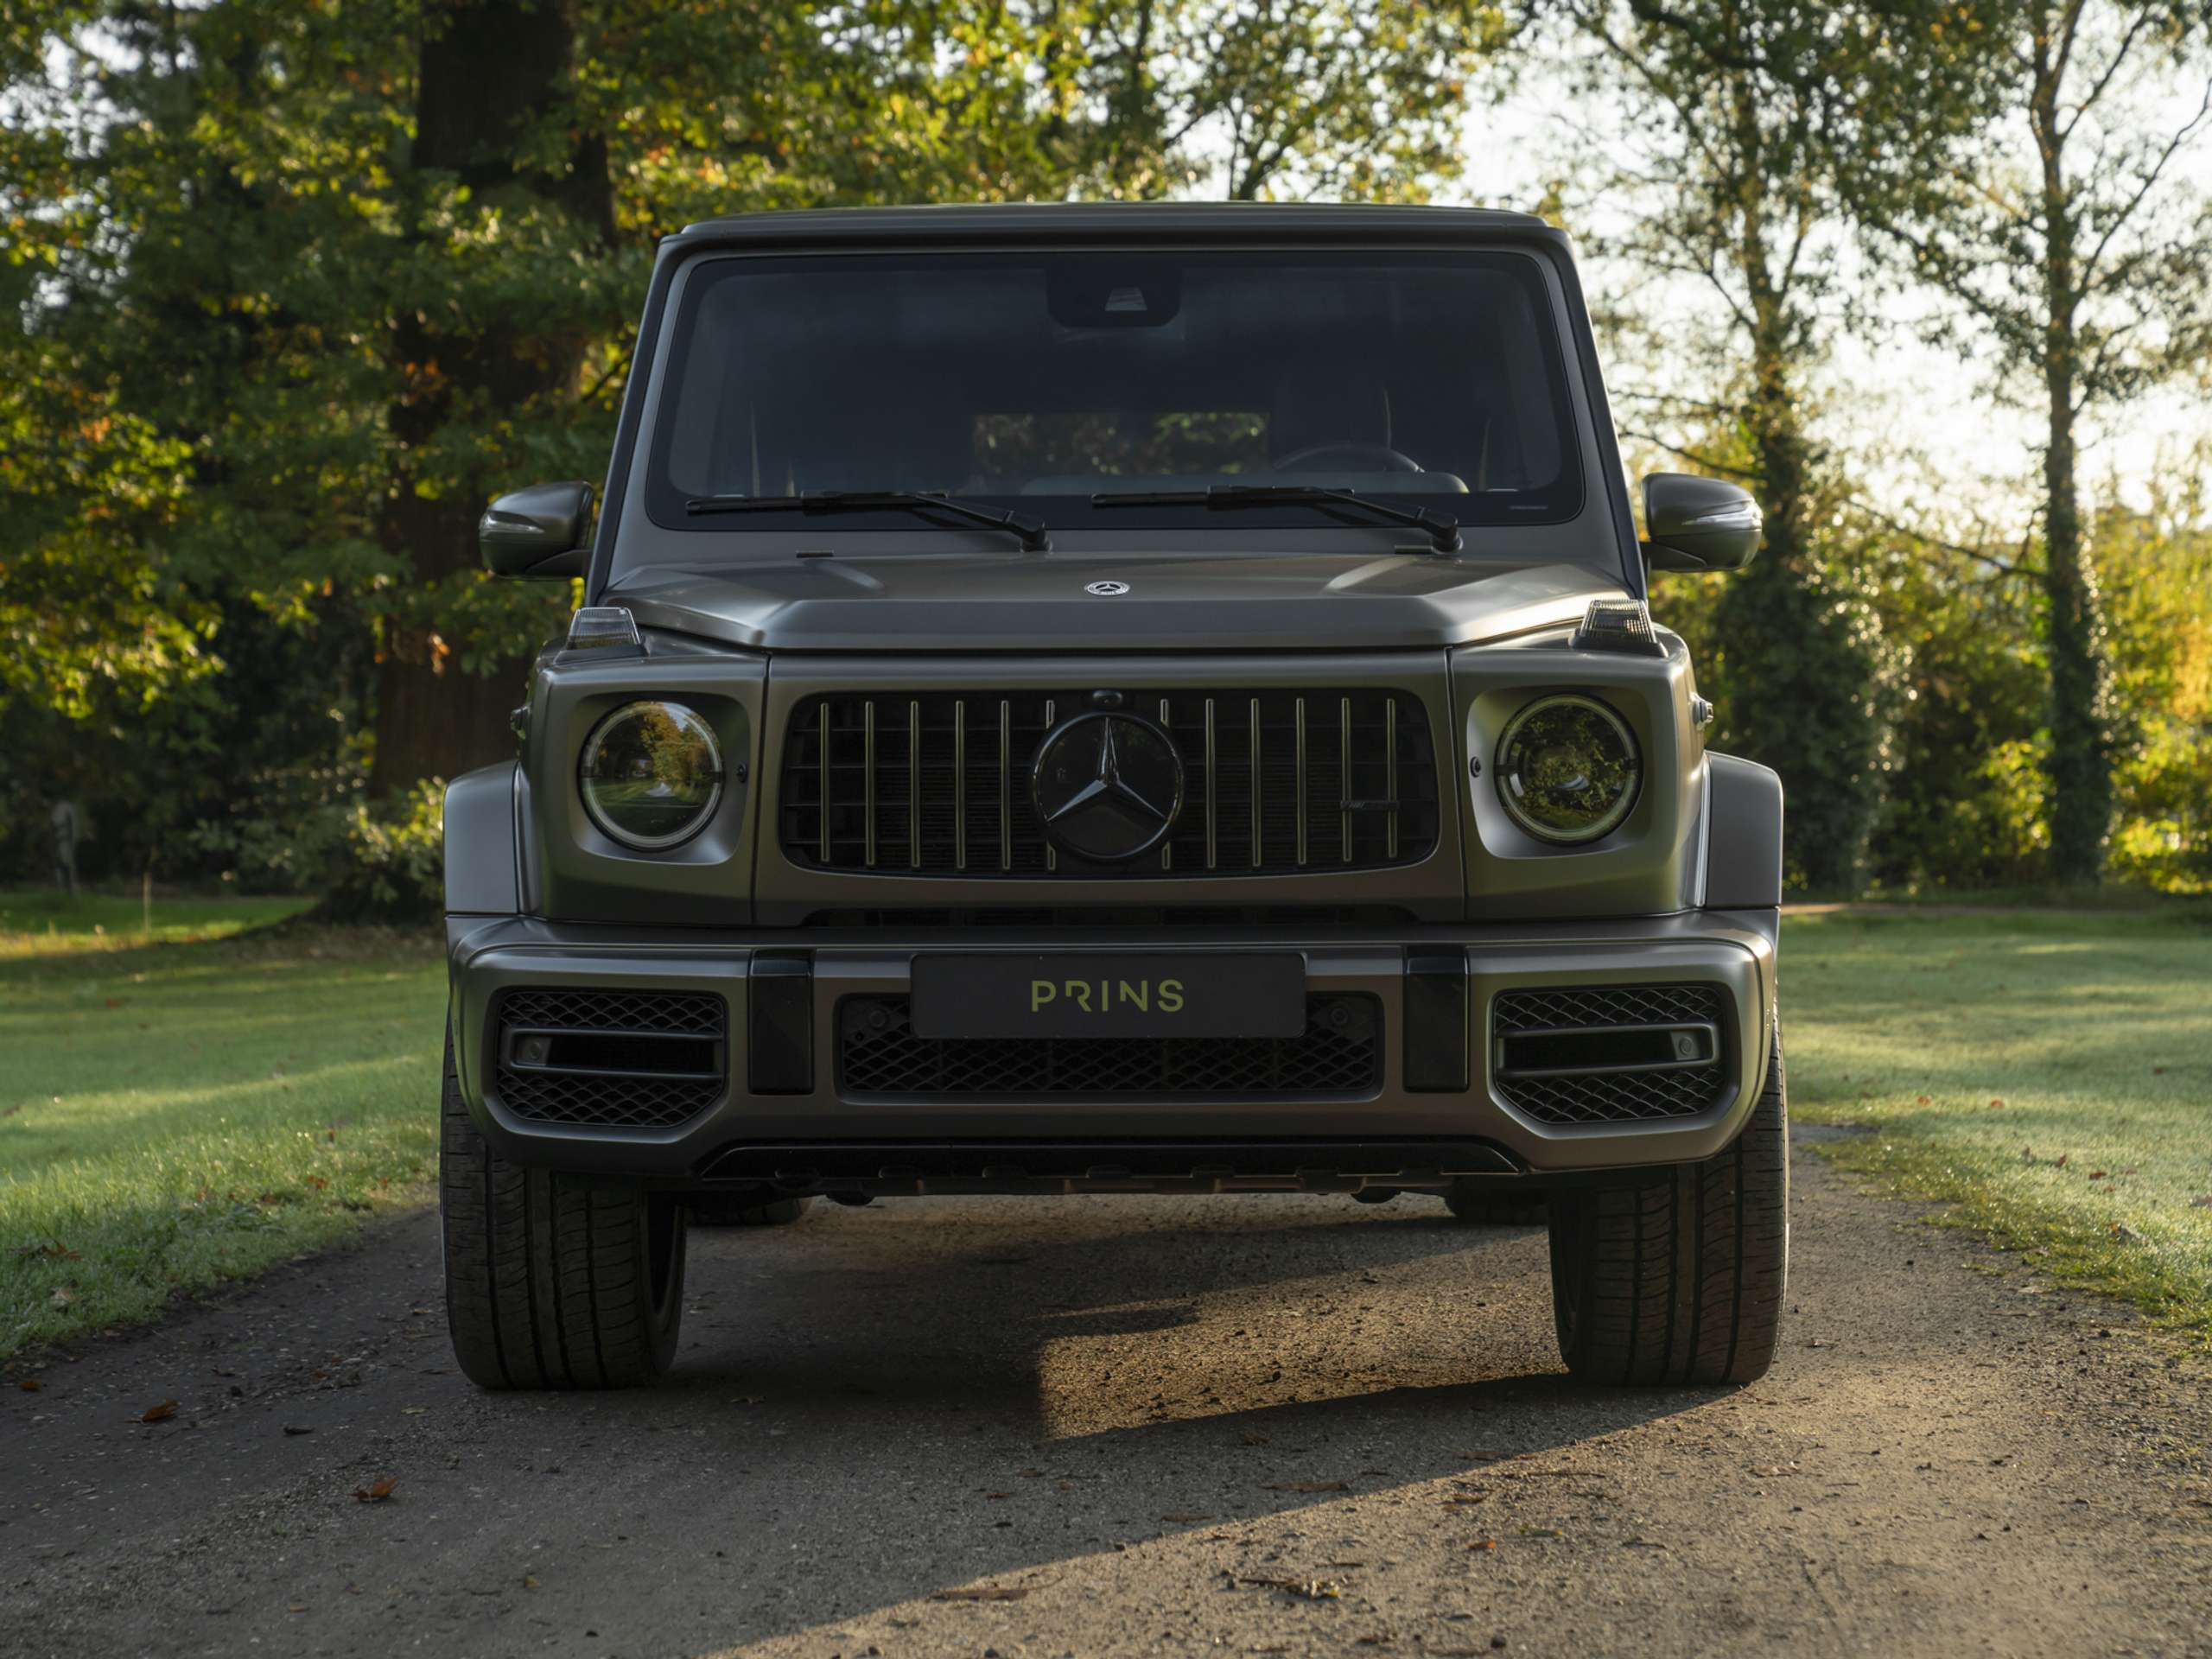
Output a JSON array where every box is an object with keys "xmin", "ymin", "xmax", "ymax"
[{"xmin": 644, "ymin": 248, "xmax": 1585, "ymax": 537}]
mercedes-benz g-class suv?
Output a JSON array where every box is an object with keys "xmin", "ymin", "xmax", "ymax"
[{"xmin": 442, "ymin": 203, "xmax": 1786, "ymax": 1393}]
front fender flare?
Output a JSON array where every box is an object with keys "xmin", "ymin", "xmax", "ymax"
[
  {"xmin": 444, "ymin": 763, "xmax": 521, "ymax": 917},
  {"xmin": 1703, "ymin": 753, "xmax": 1783, "ymax": 910}
]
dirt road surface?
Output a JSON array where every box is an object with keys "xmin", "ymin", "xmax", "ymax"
[{"xmin": 4, "ymin": 1134, "xmax": 2209, "ymax": 1658}]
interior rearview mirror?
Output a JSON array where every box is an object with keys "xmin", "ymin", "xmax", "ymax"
[
  {"xmin": 1641, "ymin": 473, "xmax": 1762, "ymax": 573},
  {"xmin": 480, "ymin": 480, "xmax": 594, "ymax": 578}
]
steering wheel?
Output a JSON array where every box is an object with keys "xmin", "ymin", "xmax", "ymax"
[{"xmin": 1272, "ymin": 441, "xmax": 1423, "ymax": 474}]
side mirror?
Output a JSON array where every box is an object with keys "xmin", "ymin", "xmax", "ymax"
[
  {"xmin": 480, "ymin": 480, "xmax": 594, "ymax": 578},
  {"xmin": 1642, "ymin": 473, "xmax": 1762, "ymax": 572}
]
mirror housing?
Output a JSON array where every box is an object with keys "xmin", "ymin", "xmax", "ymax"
[
  {"xmin": 480, "ymin": 480, "xmax": 594, "ymax": 578},
  {"xmin": 1642, "ymin": 473, "xmax": 1762, "ymax": 573}
]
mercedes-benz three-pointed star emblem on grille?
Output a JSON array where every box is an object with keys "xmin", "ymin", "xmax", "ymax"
[{"xmin": 1029, "ymin": 711, "xmax": 1185, "ymax": 863}]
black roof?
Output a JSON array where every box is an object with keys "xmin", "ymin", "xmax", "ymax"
[{"xmin": 665, "ymin": 200, "xmax": 1565, "ymax": 252}]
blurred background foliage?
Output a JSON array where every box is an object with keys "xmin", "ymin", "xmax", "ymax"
[{"xmin": 2, "ymin": 0, "xmax": 2207, "ymax": 912}]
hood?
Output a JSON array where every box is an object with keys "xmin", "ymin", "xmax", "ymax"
[{"xmin": 605, "ymin": 550, "xmax": 1628, "ymax": 654}]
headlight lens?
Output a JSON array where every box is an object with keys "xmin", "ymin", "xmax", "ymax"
[
  {"xmin": 579, "ymin": 701, "xmax": 723, "ymax": 850},
  {"xmin": 1494, "ymin": 694, "xmax": 1641, "ymax": 843}
]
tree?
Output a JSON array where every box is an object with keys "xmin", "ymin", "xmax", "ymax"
[
  {"xmin": 1864, "ymin": 0, "xmax": 2212, "ymax": 883},
  {"xmin": 1545, "ymin": 1, "xmax": 1998, "ymax": 891},
  {"xmin": 1098, "ymin": 1, "xmax": 1510, "ymax": 200}
]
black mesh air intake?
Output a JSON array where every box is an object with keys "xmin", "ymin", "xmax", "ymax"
[
  {"xmin": 493, "ymin": 988, "xmax": 727, "ymax": 1130},
  {"xmin": 1491, "ymin": 983, "xmax": 1728, "ymax": 1126},
  {"xmin": 838, "ymin": 994, "xmax": 1382, "ymax": 1100}
]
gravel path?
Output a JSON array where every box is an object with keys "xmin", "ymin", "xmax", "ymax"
[{"xmin": 4, "ymin": 1134, "xmax": 2209, "ymax": 1658}]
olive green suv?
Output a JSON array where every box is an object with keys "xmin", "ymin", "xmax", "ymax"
[{"xmin": 442, "ymin": 203, "xmax": 1786, "ymax": 1391}]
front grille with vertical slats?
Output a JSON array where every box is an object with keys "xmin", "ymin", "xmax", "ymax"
[{"xmin": 779, "ymin": 690, "xmax": 1438, "ymax": 877}]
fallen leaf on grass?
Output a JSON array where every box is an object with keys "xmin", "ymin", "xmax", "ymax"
[
  {"xmin": 352, "ymin": 1478, "xmax": 397, "ymax": 1503},
  {"xmin": 15, "ymin": 1242, "xmax": 79, "ymax": 1262},
  {"xmin": 1916, "ymin": 1095, "xmax": 1931, "ymax": 1106},
  {"xmin": 139, "ymin": 1400, "xmax": 178, "ymax": 1423},
  {"xmin": 1467, "ymin": 1539, "xmax": 1497, "ymax": 1552},
  {"xmin": 929, "ymin": 1585, "xmax": 1027, "ymax": 1602},
  {"xmin": 48, "ymin": 1287, "xmax": 74, "ymax": 1310},
  {"xmin": 1990, "ymin": 1098, "xmax": 2006, "ymax": 1109},
  {"xmin": 1263, "ymin": 1480, "xmax": 1348, "ymax": 1493},
  {"xmin": 1240, "ymin": 1576, "xmax": 1346, "ymax": 1601},
  {"xmin": 2190, "ymin": 1196, "xmax": 2212, "ymax": 1210}
]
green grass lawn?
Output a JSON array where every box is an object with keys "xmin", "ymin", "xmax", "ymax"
[
  {"xmin": 2, "ymin": 898, "xmax": 444, "ymax": 1357},
  {"xmin": 1787, "ymin": 907, "xmax": 2212, "ymax": 1342},
  {"xmin": 0, "ymin": 887, "xmax": 314, "ymax": 956}
]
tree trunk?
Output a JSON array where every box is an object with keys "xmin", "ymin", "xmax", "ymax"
[
  {"xmin": 369, "ymin": 0, "xmax": 610, "ymax": 796},
  {"xmin": 2031, "ymin": 43, "xmax": 2113, "ymax": 886}
]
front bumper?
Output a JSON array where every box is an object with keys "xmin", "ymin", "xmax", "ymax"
[{"xmin": 446, "ymin": 911, "xmax": 1778, "ymax": 1191}]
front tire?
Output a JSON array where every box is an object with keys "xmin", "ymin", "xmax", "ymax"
[
  {"xmin": 1546, "ymin": 1031, "xmax": 1789, "ymax": 1387},
  {"xmin": 441, "ymin": 1031, "xmax": 686, "ymax": 1389}
]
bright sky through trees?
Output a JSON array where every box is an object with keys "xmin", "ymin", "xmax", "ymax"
[{"xmin": 1456, "ymin": 55, "xmax": 2212, "ymax": 524}]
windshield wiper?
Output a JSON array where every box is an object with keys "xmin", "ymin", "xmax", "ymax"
[
  {"xmin": 685, "ymin": 490, "xmax": 1050, "ymax": 551},
  {"xmin": 1090, "ymin": 485, "xmax": 1462, "ymax": 553}
]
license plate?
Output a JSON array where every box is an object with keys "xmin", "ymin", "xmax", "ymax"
[{"xmin": 909, "ymin": 954, "xmax": 1306, "ymax": 1040}]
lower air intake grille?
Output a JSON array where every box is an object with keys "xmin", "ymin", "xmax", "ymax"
[
  {"xmin": 1491, "ymin": 984, "xmax": 1728, "ymax": 1126},
  {"xmin": 493, "ymin": 988, "xmax": 727, "ymax": 1130},
  {"xmin": 838, "ymin": 995, "xmax": 1382, "ymax": 1100}
]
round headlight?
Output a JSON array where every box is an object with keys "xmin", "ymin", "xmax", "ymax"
[
  {"xmin": 579, "ymin": 701, "xmax": 723, "ymax": 850},
  {"xmin": 1494, "ymin": 694, "xmax": 1641, "ymax": 844}
]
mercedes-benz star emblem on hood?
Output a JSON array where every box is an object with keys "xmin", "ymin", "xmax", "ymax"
[
  {"xmin": 1030, "ymin": 712, "xmax": 1184, "ymax": 863},
  {"xmin": 1084, "ymin": 580, "xmax": 1131, "ymax": 596}
]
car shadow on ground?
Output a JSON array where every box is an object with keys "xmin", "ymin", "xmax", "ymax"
[{"xmin": 463, "ymin": 1199, "xmax": 1721, "ymax": 1650}]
